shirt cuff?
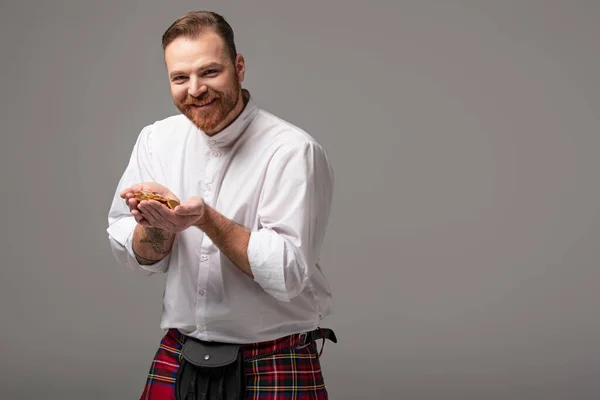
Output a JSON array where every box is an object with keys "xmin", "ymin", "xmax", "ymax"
[
  {"xmin": 106, "ymin": 216, "xmax": 170, "ymax": 274},
  {"xmin": 247, "ymin": 230, "xmax": 291, "ymax": 302}
]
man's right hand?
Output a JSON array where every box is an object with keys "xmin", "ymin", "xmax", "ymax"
[
  {"xmin": 120, "ymin": 182, "xmax": 179, "ymax": 264},
  {"xmin": 120, "ymin": 182, "xmax": 180, "ymax": 226}
]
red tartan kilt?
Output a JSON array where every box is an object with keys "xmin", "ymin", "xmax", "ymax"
[{"xmin": 139, "ymin": 329, "xmax": 329, "ymax": 399}]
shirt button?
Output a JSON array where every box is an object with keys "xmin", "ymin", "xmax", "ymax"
[
  {"xmin": 201, "ymin": 255, "xmax": 208, "ymax": 262},
  {"xmin": 204, "ymin": 184, "xmax": 212, "ymax": 191},
  {"xmin": 211, "ymin": 151, "xmax": 220, "ymax": 157},
  {"xmin": 199, "ymin": 290, "xmax": 205, "ymax": 296}
]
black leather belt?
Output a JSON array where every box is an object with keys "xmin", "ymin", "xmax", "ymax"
[{"xmin": 298, "ymin": 328, "xmax": 337, "ymax": 347}]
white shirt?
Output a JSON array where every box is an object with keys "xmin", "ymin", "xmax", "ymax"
[{"xmin": 106, "ymin": 93, "xmax": 334, "ymax": 344}]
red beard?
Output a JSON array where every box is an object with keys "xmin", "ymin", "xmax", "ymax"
[{"xmin": 177, "ymin": 85, "xmax": 240, "ymax": 134}]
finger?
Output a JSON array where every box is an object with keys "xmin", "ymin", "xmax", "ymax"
[
  {"xmin": 139, "ymin": 201, "xmax": 175, "ymax": 230},
  {"xmin": 148, "ymin": 199, "xmax": 177, "ymax": 213},
  {"xmin": 174, "ymin": 207, "xmax": 203, "ymax": 218},
  {"xmin": 119, "ymin": 184, "xmax": 134, "ymax": 192},
  {"xmin": 152, "ymin": 205, "xmax": 178, "ymax": 231},
  {"xmin": 123, "ymin": 194, "xmax": 139, "ymax": 212},
  {"xmin": 174, "ymin": 205, "xmax": 189, "ymax": 216},
  {"xmin": 139, "ymin": 218, "xmax": 152, "ymax": 227},
  {"xmin": 131, "ymin": 209, "xmax": 146, "ymax": 224},
  {"xmin": 126, "ymin": 197, "xmax": 140, "ymax": 211},
  {"xmin": 137, "ymin": 200, "xmax": 155, "ymax": 218},
  {"xmin": 120, "ymin": 183, "xmax": 148, "ymax": 198},
  {"xmin": 138, "ymin": 209, "xmax": 159, "ymax": 228},
  {"xmin": 131, "ymin": 183, "xmax": 145, "ymax": 191},
  {"xmin": 174, "ymin": 197, "xmax": 204, "ymax": 216}
]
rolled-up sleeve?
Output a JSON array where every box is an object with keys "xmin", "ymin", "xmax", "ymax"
[
  {"xmin": 107, "ymin": 215, "xmax": 171, "ymax": 275},
  {"xmin": 106, "ymin": 125, "xmax": 171, "ymax": 276},
  {"xmin": 247, "ymin": 141, "xmax": 334, "ymax": 302}
]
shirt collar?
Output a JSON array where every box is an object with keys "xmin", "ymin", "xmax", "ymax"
[{"xmin": 202, "ymin": 89, "xmax": 259, "ymax": 148}]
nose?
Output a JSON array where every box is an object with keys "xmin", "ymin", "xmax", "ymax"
[{"xmin": 188, "ymin": 77, "xmax": 208, "ymax": 98}]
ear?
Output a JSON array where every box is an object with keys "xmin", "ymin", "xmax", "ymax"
[{"xmin": 235, "ymin": 54, "xmax": 246, "ymax": 83}]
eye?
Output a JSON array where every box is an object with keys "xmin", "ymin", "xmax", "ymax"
[
  {"xmin": 203, "ymin": 69, "xmax": 219, "ymax": 77},
  {"xmin": 172, "ymin": 76, "xmax": 188, "ymax": 83}
]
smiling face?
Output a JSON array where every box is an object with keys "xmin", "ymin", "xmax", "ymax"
[{"xmin": 164, "ymin": 30, "xmax": 246, "ymax": 135}]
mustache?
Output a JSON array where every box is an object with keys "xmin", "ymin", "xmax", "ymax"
[{"xmin": 183, "ymin": 92, "xmax": 219, "ymax": 107}]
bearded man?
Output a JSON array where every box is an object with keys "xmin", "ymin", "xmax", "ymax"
[{"xmin": 106, "ymin": 10, "xmax": 337, "ymax": 400}]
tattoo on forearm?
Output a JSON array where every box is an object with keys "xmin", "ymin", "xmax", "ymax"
[{"xmin": 140, "ymin": 228, "xmax": 171, "ymax": 254}]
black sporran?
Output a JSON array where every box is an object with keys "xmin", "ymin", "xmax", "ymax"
[{"xmin": 175, "ymin": 338, "xmax": 245, "ymax": 400}]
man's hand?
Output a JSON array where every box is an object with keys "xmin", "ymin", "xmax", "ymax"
[
  {"xmin": 120, "ymin": 182, "xmax": 178, "ymax": 228},
  {"xmin": 120, "ymin": 182, "xmax": 207, "ymax": 233}
]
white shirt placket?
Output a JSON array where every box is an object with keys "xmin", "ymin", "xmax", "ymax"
[{"xmin": 195, "ymin": 141, "xmax": 223, "ymax": 334}]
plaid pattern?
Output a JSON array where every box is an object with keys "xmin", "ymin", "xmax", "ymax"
[
  {"xmin": 139, "ymin": 329, "xmax": 329, "ymax": 399},
  {"xmin": 139, "ymin": 331, "xmax": 182, "ymax": 400}
]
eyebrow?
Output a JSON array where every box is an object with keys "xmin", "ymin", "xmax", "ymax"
[{"xmin": 169, "ymin": 62, "xmax": 224, "ymax": 79}]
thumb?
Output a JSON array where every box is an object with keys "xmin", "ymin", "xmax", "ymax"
[{"xmin": 174, "ymin": 197, "xmax": 204, "ymax": 216}]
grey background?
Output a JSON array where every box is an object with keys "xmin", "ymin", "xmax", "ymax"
[{"xmin": 1, "ymin": 0, "xmax": 599, "ymax": 399}]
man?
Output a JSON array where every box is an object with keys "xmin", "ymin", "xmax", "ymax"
[{"xmin": 106, "ymin": 11, "xmax": 336, "ymax": 399}]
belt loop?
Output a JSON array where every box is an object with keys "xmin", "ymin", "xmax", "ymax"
[
  {"xmin": 317, "ymin": 327, "xmax": 326, "ymax": 358},
  {"xmin": 298, "ymin": 332, "xmax": 307, "ymax": 347}
]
